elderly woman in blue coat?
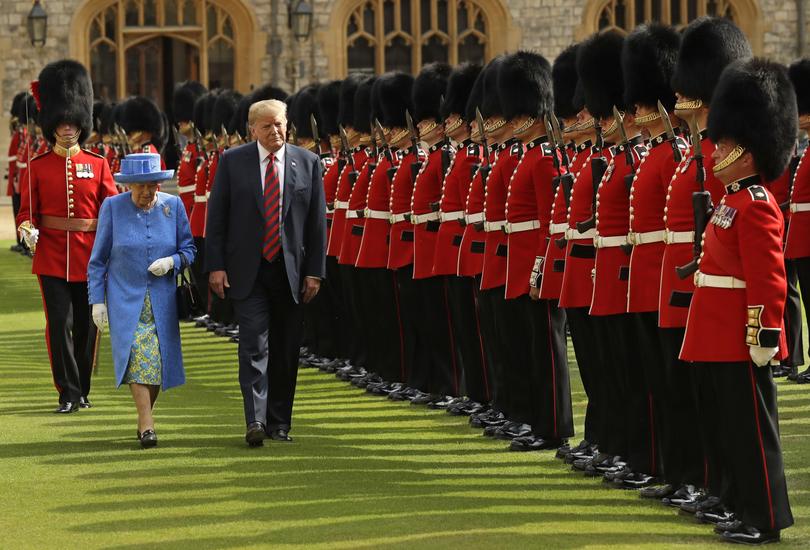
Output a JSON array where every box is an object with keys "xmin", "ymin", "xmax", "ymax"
[{"xmin": 88, "ymin": 153, "xmax": 195, "ymax": 448}]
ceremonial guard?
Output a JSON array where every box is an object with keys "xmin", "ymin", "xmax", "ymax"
[
  {"xmin": 680, "ymin": 57, "xmax": 795, "ymax": 545},
  {"xmin": 433, "ymin": 63, "xmax": 490, "ymax": 415},
  {"xmin": 172, "ymin": 80, "xmax": 207, "ymax": 217},
  {"xmin": 120, "ymin": 96, "xmax": 166, "ymax": 160},
  {"xmin": 16, "ymin": 60, "xmax": 118, "ymax": 413},
  {"xmin": 497, "ymin": 51, "xmax": 573, "ymax": 451},
  {"xmin": 7, "ymin": 92, "xmax": 27, "ymax": 253},
  {"xmin": 785, "ymin": 59, "xmax": 810, "ymax": 383},
  {"xmin": 661, "ymin": 17, "xmax": 752, "ymax": 511}
]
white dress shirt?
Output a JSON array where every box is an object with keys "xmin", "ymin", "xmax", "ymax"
[{"xmin": 258, "ymin": 141, "xmax": 286, "ymax": 214}]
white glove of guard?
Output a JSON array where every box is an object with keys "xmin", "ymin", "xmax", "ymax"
[
  {"xmin": 749, "ymin": 345, "xmax": 778, "ymax": 367},
  {"xmin": 148, "ymin": 256, "xmax": 174, "ymax": 276},
  {"xmin": 92, "ymin": 303, "xmax": 108, "ymax": 330}
]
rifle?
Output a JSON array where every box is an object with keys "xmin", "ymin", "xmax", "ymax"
[
  {"xmin": 475, "ymin": 107, "xmax": 492, "ymax": 189},
  {"xmin": 375, "ymin": 119, "xmax": 398, "ymax": 182},
  {"xmin": 675, "ymin": 115, "xmax": 713, "ymax": 279},
  {"xmin": 310, "ymin": 114, "xmax": 322, "ymax": 157},
  {"xmin": 368, "ymin": 117, "xmax": 379, "ymax": 172},
  {"xmin": 576, "ymin": 122, "xmax": 608, "ymax": 233},
  {"xmin": 549, "ymin": 114, "xmax": 576, "ymax": 249},
  {"xmin": 779, "ymin": 143, "xmax": 800, "ymax": 212},
  {"xmin": 545, "ymin": 115, "xmax": 562, "ymax": 193},
  {"xmin": 339, "ymin": 125, "xmax": 359, "ymax": 185},
  {"xmin": 612, "ymin": 106, "xmax": 636, "ymax": 255},
  {"xmin": 171, "ymin": 125, "xmax": 183, "ymax": 157},
  {"xmin": 405, "ymin": 110, "xmax": 422, "ymax": 184},
  {"xmin": 657, "ymin": 100, "xmax": 683, "ymax": 164}
]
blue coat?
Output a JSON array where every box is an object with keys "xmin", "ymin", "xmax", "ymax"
[{"xmin": 88, "ymin": 192, "xmax": 196, "ymax": 390}]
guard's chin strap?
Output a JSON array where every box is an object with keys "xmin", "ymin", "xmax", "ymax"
[{"xmin": 713, "ymin": 144, "xmax": 746, "ymax": 173}]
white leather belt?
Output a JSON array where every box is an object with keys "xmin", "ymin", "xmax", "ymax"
[
  {"xmin": 505, "ymin": 220, "xmax": 540, "ymax": 234},
  {"xmin": 565, "ymin": 227, "xmax": 596, "ymax": 240},
  {"xmin": 334, "ymin": 200, "xmax": 349, "ymax": 209},
  {"xmin": 465, "ymin": 212, "xmax": 484, "ymax": 225},
  {"xmin": 411, "ymin": 211, "xmax": 440, "ymax": 224},
  {"xmin": 346, "ymin": 210, "xmax": 362, "ymax": 219},
  {"xmin": 326, "ymin": 205, "xmax": 335, "ymax": 214},
  {"xmin": 390, "ymin": 212, "xmax": 409, "ymax": 224},
  {"xmin": 440, "ymin": 210, "xmax": 465, "ymax": 223},
  {"xmin": 205, "ymin": 191, "xmax": 210, "ymax": 199},
  {"xmin": 627, "ymin": 230, "xmax": 665, "ymax": 245},
  {"xmin": 177, "ymin": 184, "xmax": 196, "ymax": 193},
  {"xmin": 790, "ymin": 202, "xmax": 810, "ymax": 213},
  {"xmin": 194, "ymin": 195, "xmax": 207, "ymax": 203},
  {"xmin": 694, "ymin": 271, "xmax": 746, "ymax": 289},
  {"xmin": 16, "ymin": 161, "xmax": 27, "ymax": 168},
  {"xmin": 484, "ymin": 220, "xmax": 506, "ymax": 232},
  {"xmin": 5, "ymin": 155, "xmax": 16, "ymax": 162},
  {"xmin": 549, "ymin": 222, "xmax": 568, "ymax": 235},
  {"xmin": 594, "ymin": 235, "xmax": 628, "ymax": 248},
  {"xmin": 664, "ymin": 229, "xmax": 694, "ymax": 244},
  {"xmin": 364, "ymin": 208, "xmax": 391, "ymax": 221}
]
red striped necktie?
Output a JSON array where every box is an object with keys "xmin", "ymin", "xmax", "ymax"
[{"xmin": 262, "ymin": 152, "xmax": 281, "ymax": 262}]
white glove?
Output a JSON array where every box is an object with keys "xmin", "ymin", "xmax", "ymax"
[
  {"xmin": 148, "ymin": 256, "xmax": 174, "ymax": 276},
  {"xmin": 749, "ymin": 345, "xmax": 778, "ymax": 367},
  {"xmin": 18, "ymin": 221, "xmax": 39, "ymax": 251},
  {"xmin": 92, "ymin": 303, "xmax": 108, "ymax": 330}
]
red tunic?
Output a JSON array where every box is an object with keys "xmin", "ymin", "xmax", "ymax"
[
  {"xmin": 481, "ymin": 141, "xmax": 523, "ymax": 291},
  {"xmin": 189, "ymin": 152, "xmax": 209, "ymax": 238},
  {"xmin": 387, "ymin": 149, "xmax": 424, "ymax": 270},
  {"xmin": 457, "ymin": 146, "xmax": 495, "ymax": 277},
  {"xmin": 659, "ymin": 135, "xmax": 726, "ymax": 327},
  {"xmin": 681, "ymin": 177, "xmax": 787, "ymax": 362},
  {"xmin": 504, "ymin": 138, "xmax": 556, "ymax": 299},
  {"xmin": 338, "ymin": 154, "xmax": 375, "ymax": 265},
  {"xmin": 626, "ymin": 134, "xmax": 688, "ymax": 313},
  {"xmin": 16, "ymin": 148, "xmax": 118, "ymax": 282},
  {"xmin": 328, "ymin": 148, "xmax": 368, "ymax": 258},
  {"xmin": 433, "ymin": 140, "xmax": 481, "ymax": 276},
  {"xmin": 590, "ymin": 142, "xmax": 645, "ymax": 316},
  {"xmin": 356, "ymin": 150, "xmax": 401, "ymax": 268},
  {"xmin": 176, "ymin": 142, "xmax": 200, "ymax": 217},
  {"xmin": 6, "ymin": 129, "xmax": 21, "ymax": 196},
  {"xmin": 411, "ymin": 144, "xmax": 447, "ymax": 279},
  {"xmin": 785, "ymin": 148, "xmax": 810, "ymax": 258},
  {"xmin": 540, "ymin": 142, "xmax": 590, "ymax": 300}
]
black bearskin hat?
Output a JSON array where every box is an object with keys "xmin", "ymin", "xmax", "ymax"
[
  {"xmin": 553, "ymin": 44, "xmax": 580, "ymax": 119},
  {"xmin": 172, "ymin": 80, "xmax": 206, "ymax": 123},
  {"xmin": 285, "ymin": 92, "xmax": 298, "ymax": 124},
  {"xmin": 34, "ymin": 59, "xmax": 93, "ymax": 145},
  {"xmin": 481, "ymin": 55, "xmax": 506, "ymax": 120},
  {"xmin": 413, "ymin": 62, "xmax": 451, "ymax": 123},
  {"xmin": 499, "ymin": 51, "xmax": 553, "ymax": 120},
  {"xmin": 338, "ymin": 74, "xmax": 364, "ymax": 129},
  {"xmin": 10, "ymin": 92, "xmax": 25, "ymax": 119},
  {"xmin": 92, "ymin": 100, "xmax": 107, "ymax": 133},
  {"xmin": 98, "ymin": 101, "xmax": 114, "ymax": 134},
  {"xmin": 212, "ymin": 90, "xmax": 241, "ymax": 134},
  {"xmin": 120, "ymin": 96, "xmax": 165, "ymax": 148},
  {"xmin": 708, "ymin": 58, "xmax": 798, "ymax": 182},
  {"xmin": 317, "ymin": 80, "xmax": 342, "ymax": 136},
  {"xmin": 353, "ymin": 77, "xmax": 376, "ymax": 134},
  {"xmin": 622, "ymin": 23, "xmax": 680, "ymax": 111},
  {"xmin": 229, "ymin": 95, "xmax": 251, "ymax": 135},
  {"xmin": 14, "ymin": 93, "xmax": 38, "ymax": 125},
  {"xmin": 250, "ymin": 84, "xmax": 289, "ymax": 104},
  {"xmin": 193, "ymin": 92, "xmax": 218, "ymax": 134},
  {"xmin": 378, "ymin": 72, "xmax": 414, "ymax": 129},
  {"xmin": 577, "ymin": 31, "xmax": 625, "ymax": 119},
  {"xmin": 464, "ymin": 67, "xmax": 486, "ymax": 124},
  {"xmin": 671, "ymin": 17, "xmax": 751, "ymax": 105},
  {"xmin": 441, "ymin": 63, "xmax": 482, "ymax": 120},
  {"xmin": 293, "ymin": 84, "xmax": 321, "ymax": 140},
  {"xmin": 789, "ymin": 59, "xmax": 810, "ymax": 115}
]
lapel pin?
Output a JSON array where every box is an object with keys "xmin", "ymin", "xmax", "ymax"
[{"xmin": 163, "ymin": 204, "xmax": 171, "ymax": 217}]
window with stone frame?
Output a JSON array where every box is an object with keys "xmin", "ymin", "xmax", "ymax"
[
  {"xmin": 345, "ymin": 0, "xmax": 489, "ymax": 75},
  {"xmin": 596, "ymin": 0, "xmax": 736, "ymax": 34}
]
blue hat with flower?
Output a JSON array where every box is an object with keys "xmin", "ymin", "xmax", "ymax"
[{"xmin": 114, "ymin": 153, "xmax": 174, "ymax": 183}]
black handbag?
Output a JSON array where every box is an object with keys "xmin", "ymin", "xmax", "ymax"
[{"xmin": 176, "ymin": 253, "xmax": 200, "ymax": 319}]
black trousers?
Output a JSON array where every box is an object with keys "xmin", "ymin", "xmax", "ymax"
[
  {"xmin": 38, "ymin": 275, "xmax": 98, "ymax": 403},
  {"xmin": 782, "ymin": 260, "xmax": 810, "ymax": 367},
  {"xmin": 339, "ymin": 264, "xmax": 367, "ymax": 367},
  {"xmin": 691, "ymin": 361, "xmax": 728, "ymax": 499},
  {"xmin": 479, "ymin": 285, "xmax": 510, "ymax": 415},
  {"xmin": 355, "ymin": 267, "xmax": 403, "ymax": 382},
  {"xmin": 191, "ymin": 236, "xmax": 209, "ymax": 315},
  {"xmin": 659, "ymin": 327, "xmax": 705, "ymax": 488},
  {"xmin": 565, "ymin": 307, "xmax": 601, "ymax": 445},
  {"xmin": 325, "ymin": 256, "xmax": 353, "ymax": 360},
  {"xmin": 528, "ymin": 298, "xmax": 573, "ymax": 439},
  {"xmin": 699, "ymin": 361, "xmax": 794, "ymax": 531},
  {"xmin": 232, "ymin": 259, "xmax": 303, "ymax": 431},
  {"xmin": 622, "ymin": 313, "xmax": 657, "ymax": 475},
  {"xmin": 412, "ymin": 275, "xmax": 459, "ymax": 396},
  {"xmin": 791, "ymin": 257, "xmax": 810, "ymax": 364},
  {"xmin": 591, "ymin": 314, "xmax": 628, "ymax": 459},
  {"xmin": 395, "ymin": 266, "xmax": 422, "ymax": 389},
  {"xmin": 11, "ymin": 192, "xmax": 22, "ymax": 246},
  {"xmin": 304, "ymin": 265, "xmax": 338, "ymax": 359},
  {"xmin": 632, "ymin": 313, "xmax": 667, "ymax": 477},
  {"xmin": 209, "ymin": 293, "xmax": 234, "ymax": 325},
  {"xmin": 447, "ymin": 276, "xmax": 491, "ymax": 403}
]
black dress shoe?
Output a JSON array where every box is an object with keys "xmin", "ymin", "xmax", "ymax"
[
  {"xmin": 140, "ymin": 429, "xmax": 157, "ymax": 448},
  {"xmin": 493, "ymin": 423, "xmax": 532, "ymax": 440},
  {"xmin": 662, "ymin": 485, "xmax": 700, "ymax": 508},
  {"xmin": 639, "ymin": 484, "xmax": 675, "ymax": 499},
  {"xmin": 697, "ymin": 508, "xmax": 735, "ymax": 525},
  {"xmin": 54, "ymin": 402, "xmax": 79, "ymax": 414},
  {"xmin": 269, "ymin": 429, "xmax": 292, "ymax": 442},
  {"xmin": 715, "ymin": 519, "xmax": 745, "ymax": 534},
  {"xmin": 245, "ymin": 422, "xmax": 266, "ymax": 447},
  {"xmin": 771, "ymin": 364, "xmax": 793, "ymax": 378},
  {"xmin": 510, "ymin": 436, "xmax": 565, "ymax": 451},
  {"xmin": 426, "ymin": 396, "xmax": 457, "ymax": 409},
  {"xmin": 619, "ymin": 472, "xmax": 657, "ymax": 489},
  {"xmin": 796, "ymin": 368, "xmax": 810, "ymax": 384},
  {"xmin": 470, "ymin": 409, "xmax": 503, "ymax": 428},
  {"xmin": 79, "ymin": 396, "xmax": 92, "ymax": 409},
  {"xmin": 680, "ymin": 493, "xmax": 719, "ymax": 514},
  {"xmin": 410, "ymin": 392, "xmax": 440, "ymax": 405},
  {"xmin": 721, "ymin": 525, "xmax": 780, "ymax": 545}
]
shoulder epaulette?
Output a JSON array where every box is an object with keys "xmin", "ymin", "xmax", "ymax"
[
  {"xmin": 675, "ymin": 136, "xmax": 689, "ymax": 150},
  {"xmin": 747, "ymin": 185, "xmax": 769, "ymax": 202},
  {"xmin": 467, "ymin": 143, "xmax": 480, "ymax": 157},
  {"xmin": 541, "ymin": 142, "xmax": 554, "ymax": 156},
  {"xmin": 510, "ymin": 142, "xmax": 522, "ymax": 156},
  {"xmin": 82, "ymin": 149, "xmax": 106, "ymax": 159},
  {"xmin": 30, "ymin": 150, "xmax": 51, "ymax": 162}
]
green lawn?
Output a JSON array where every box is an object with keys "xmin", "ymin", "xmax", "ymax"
[{"xmin": 0, "ymin": 240, "xmax": 808, "ymax": 549}]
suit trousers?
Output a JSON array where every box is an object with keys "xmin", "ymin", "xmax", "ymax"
[
  {"xmin": 446, "ymin": 276, "xmax": 491, "ymax": 404},
  {"xmin": 191, "ymin": 236, "xmax": 209, "ymax": 315},
  {"xmin": 303, "ymin": 267, "xmax": 338, "ymax": 359},
  {"xmin": 37, "ymin": 276, "xmax": 98, "ymax": 403},
  {"xmin": 355, "ymin": 267, "xmax": 403, "ymax": 383},
  {"xmin": 565, "ymin": 307, "xmax": 601, "ymax": 445},
  {"xmin": 232, "ymin": 259, "xmax": 303, "ymax": 431},
  {"xmin": 478, "ymin": 284, "xmax": 508, "ymax": 413},
  {"xmin": 785, "ymin": 258, "xmax": 806, "ymax": 366},
  {"xmin": 659, "ymin": 327, "xmax": 705, "ymax": 488},
  {"xmin": 700, "ymin": 361, "xmax": 794, "ymax": 532}
]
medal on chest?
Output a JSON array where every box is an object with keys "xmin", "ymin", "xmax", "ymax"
[
  {"xmin": 710, "ymin": 203, "xmax": 738, "ymax": 229},
  {"xmin": 74, "ymin": 163, "xmax": 95, "ymax": 179}
]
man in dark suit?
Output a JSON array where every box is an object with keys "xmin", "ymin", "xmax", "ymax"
[{"xmin": 206, "ymin": 99, "xmax": 327, "ymax": 447}]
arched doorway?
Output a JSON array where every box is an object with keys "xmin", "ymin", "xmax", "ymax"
[{"xmin": 69, "ymin": 0, "xmax": 263, "ymax": 109}]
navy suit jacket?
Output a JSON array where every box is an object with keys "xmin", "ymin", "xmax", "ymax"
[{"xmin": 205, "ymin": 141, "xmax": 327, "ymax": 302}]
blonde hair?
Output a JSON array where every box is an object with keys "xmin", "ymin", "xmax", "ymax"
[{"xmin": 248, "ymin": 99, "xmax": 287, "ymax": 126}]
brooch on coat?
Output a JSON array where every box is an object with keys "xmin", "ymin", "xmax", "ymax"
[{"xmin": 163, "ymin": 204, "xmax": 171, "ymax": 217}]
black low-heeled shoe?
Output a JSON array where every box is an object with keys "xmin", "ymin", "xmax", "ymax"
[{"xmin": 140, "ymin": 429, "xmax": 157, "ymax": 448}]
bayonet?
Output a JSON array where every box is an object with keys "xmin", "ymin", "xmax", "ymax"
[
  {"xmin": 550, "ymin": 113, "xmax": 571, "ymax": 169},
  {"xmin": 405, "ymin": 110, "xmax": 422, "ymax": 184},
  {"xmin": 171, "ymin": 125, "xmax": 183, "ymax": 157},
  {"xmin": 575, "ymin": 122, "xmax": 607, "ymax": 234},
  {"xmin": 310, "ymin": 113, "xmax": 322, "ymax": 157},
  {"xmin": 475, "ymin": 108, "xmax": 490, "ymax": 166},
  {"xmin": 339, "ymin": 124, "xmax": 359, "ymax": 184},
  {"xmin": 676, "ymin": 113, "xmax": 712, "ymax": 279},
  {"xmin": 657, "ymin": 100, "xmax": 683, "ymax": 163}
]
